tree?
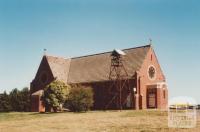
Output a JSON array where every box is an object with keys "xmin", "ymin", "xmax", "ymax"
[
  {"xmin": 65, "ymin": 85, "xmax": 94, "ymax": 112},
  {"xmin": 9, "ymin": 88, "xmax": 21, "ymax": 111},
  {"xmin": 9, "ymin": 87, "xmax": 30, "ymax": 112},
  {"xmin": 0, "ymin": 91, "xmax": 11, "ymax": 112},
  {"xmin": 41, "ymin": 80, "xmax": 70, "ymax": 112},
  {"xmin": 20, "ymin": 87, "xmax": 31, "ymax": 112}
]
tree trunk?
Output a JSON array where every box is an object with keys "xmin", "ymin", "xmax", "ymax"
[{"xmin": 53, "ymin": 107, "xmax": 57, "ymax": 113}]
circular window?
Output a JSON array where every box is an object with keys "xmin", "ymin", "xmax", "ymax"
[
  {"xmin": 39, "ymin": 71, "xmax": 48, "ymax": 84},
  {"xmin": 148, "ymin": 65, "xmax": 156, "ymax": 80}
]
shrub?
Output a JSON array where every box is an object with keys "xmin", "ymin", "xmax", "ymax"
[
  {"xmin": 0, "ymin": 91, "xmax": 11, "ymax": 112},
  {"xmin": 65, "ymin": 85, "xmax": 94, "ymax": 112},
  {"xmin": 41, "ymin": 80, "xmax": 71, "ymax": 112}
]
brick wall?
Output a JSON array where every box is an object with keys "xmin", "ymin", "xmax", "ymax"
[{"xmin": 137, "ymin": 46, "xmax": 168, "ymax": 109}]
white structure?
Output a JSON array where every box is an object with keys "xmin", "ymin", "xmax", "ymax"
[{"xmin": 168, "ymin": 96, "xmax": 197, "ymax": 128}]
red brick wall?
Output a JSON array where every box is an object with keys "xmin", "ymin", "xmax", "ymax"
[
  {"xmin": 31, "ymin": 95, "xmax": 45, "ymax": 112},
  {"xmin": 157, "ymin": 85, "xmax": 168, "ymax": 109},
  {"xmin": 137, "ymin": 46, "xmax": 168, "ymax": 109}
]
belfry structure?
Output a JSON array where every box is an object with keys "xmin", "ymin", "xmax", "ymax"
[{"xmin": 105, "ymin": 50, "xmax": 131, "ymax": 110}]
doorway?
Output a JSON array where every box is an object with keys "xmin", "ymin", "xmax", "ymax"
[{"xmin": 147, "ymin": 88, "xmax": 157, "ymax": 108}]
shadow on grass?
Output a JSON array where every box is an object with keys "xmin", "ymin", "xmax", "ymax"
[{"xmin": 28, "ymin": 111, "xmax": 89, "ymax": 116}]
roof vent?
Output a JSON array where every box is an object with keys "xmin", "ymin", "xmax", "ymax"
[{"xmin": 111, "ymin": 49, "xmax": 126, "ymax": 56}]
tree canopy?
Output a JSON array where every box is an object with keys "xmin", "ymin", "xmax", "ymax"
[
  {"xmin": 0, "ymin": 87, "xmax": 30, "ymax": 112},
  {"xmin": 0, "ymin": 91, "xmax": 11, "ymax": 112},
  {"xmin": 41, "ymin": 80, "xmax": 71, "ymax": 112}
]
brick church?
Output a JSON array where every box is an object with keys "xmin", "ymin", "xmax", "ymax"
[{"xmin": 30, "ymin": 44, "xmax": 168, "ymax": 112}]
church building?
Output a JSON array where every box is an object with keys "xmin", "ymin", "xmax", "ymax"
[{"xmin": 30, "ymin": 44, "xmax": 168, "ymax": 112}]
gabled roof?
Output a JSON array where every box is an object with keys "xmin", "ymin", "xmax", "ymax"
[
  {"xmin": 46, "ymin": 56, "xmax": 71, "ymax": 84},
  {"xmin": 46, "ymin": 45, "xmax": 151, "ymax": 84}
]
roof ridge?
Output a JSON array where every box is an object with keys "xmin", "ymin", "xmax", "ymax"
[
  {"xmin": 122, "ymin": 44, "xmax": 151, "ymax": 51},
  {"xmin": 43, "ymin": 44, "xmax": 151, "ymax": 60},
  {"xmin": 71, "ymin": 44, "xmax": 151, "ymax": 59},
  {"xmin": 45, "ymin": 54, "xmax": 69, "ymax": 60}
]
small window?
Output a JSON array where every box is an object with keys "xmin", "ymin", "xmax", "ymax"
[
  {"xmin": 163, "ymin": 90, "xmax": 165, "ymax": 99},
  {"xmin": 151, "ymin": 54, "xmax": 153, "ymax": 61},
  {"xmin": 148, "ymin": 66, "xmax": 156, "ymax": 80}
]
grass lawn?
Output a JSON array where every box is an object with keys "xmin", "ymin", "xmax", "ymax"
[{"xmin": 0, "ymin": 110, "xmax": 199, "ymax": 132}]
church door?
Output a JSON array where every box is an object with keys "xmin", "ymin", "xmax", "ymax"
[{"xmin": 147, "ymin": 88, "xmax": 157, "ymax": 108}]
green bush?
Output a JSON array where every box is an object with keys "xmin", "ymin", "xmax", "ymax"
[
  {"xmin": 65, "ymin": 85, "xmax": 94, "ymax": 112},
  {"xmin": 41, "ymin": 80, "xmax": 71, "ymax": 112}
]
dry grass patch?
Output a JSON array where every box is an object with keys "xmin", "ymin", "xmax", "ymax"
[{"xmin": 0, "ymin": 110, "xmax": 199, "ymax": 132}]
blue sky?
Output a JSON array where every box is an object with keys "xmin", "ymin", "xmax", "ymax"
[{"xmin": 0, "ymin": 0, "xmax": 200, "ymax": 103}]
